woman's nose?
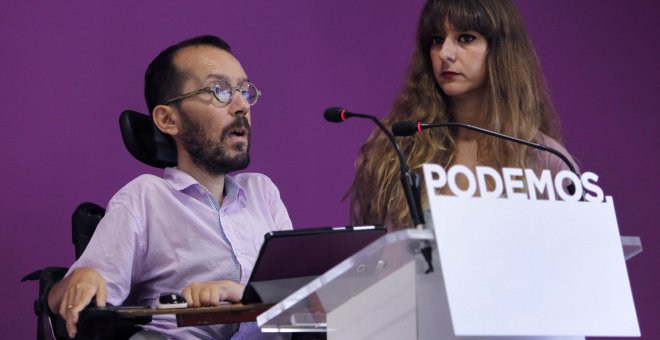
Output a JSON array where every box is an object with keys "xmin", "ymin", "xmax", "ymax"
[{"xmin": 439, "ymin": 40, "xmax": 456, "ymax": 62}]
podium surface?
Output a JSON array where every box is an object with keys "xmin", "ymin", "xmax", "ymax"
[
  {"xmin": 257, "ymin": 229, "xmax": 641, "ymax": 339},
  {"xmin": 258, "ymin": 229, "xmax": 431, "ymax": 333}
]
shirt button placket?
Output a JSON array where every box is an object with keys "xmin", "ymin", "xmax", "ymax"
[{"xmin": 217, "ymin": 203, "xmax": 242, "ymax": 283}]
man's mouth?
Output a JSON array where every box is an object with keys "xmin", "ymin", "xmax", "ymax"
[
  {"xmin": 222, "ymin": 117, "xmax": 251, "ymax": 143},
  {"xmin": 228, "ymin": 127, "xmax": 248, "ymax": 137}
]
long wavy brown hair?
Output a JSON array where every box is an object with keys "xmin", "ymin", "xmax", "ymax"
[{"xmin": 350, "ymin": 0, "xmax": 562, "ymax": 230}]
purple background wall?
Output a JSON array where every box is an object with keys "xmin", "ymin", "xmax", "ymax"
[{"xmin": 2, "ymin": 1, "xmax": 657, "ymax": 338}]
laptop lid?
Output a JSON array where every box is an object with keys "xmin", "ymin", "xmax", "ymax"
[{"xmin": 241, "ymin": 225, "xmax": 386, "ymax": 304}]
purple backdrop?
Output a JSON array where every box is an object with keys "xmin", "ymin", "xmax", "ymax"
[{"xmin": 1, "ymin": 1, "xmax": 658, "ymax": 338}]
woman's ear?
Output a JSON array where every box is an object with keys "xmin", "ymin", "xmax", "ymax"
[{"xmin": 152, "ymin": 104, "xmax": 180, "ymax": 137}]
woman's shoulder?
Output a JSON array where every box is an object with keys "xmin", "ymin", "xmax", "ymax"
[
  {"xmin": 535, "ymin": 132, "xmax": 563, "ymax": 151},
  {"xmin": 532, "ymin": 132, "xmax": 580, "ymax": 174}
]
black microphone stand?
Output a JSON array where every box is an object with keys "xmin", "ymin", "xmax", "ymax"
[
  {"xmin": 325, "ymin": 109, "xmax": 425, "ymax": 228},
  {"xmin": 427, "ymin": 122, "xmax": 577, "ymax": 174},
  {"xmin": 324, "ymin": 108, "xmax": 432, "ymax": 273},
  {"xmin": 392, "ymin": 120, "xmax": 582, "ymax": 197}
]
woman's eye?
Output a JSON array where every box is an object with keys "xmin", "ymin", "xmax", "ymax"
[
  {"xmin": 431, "ymin": 36, "xmax": 444, "ymax": 45},
  {"xmin": 458, "ymin": 34, "xmax": 476, "ymax": 43}
]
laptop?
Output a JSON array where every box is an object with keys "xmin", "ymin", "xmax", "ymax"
[{"xmin": 240, "ymin": 225, "xmax": 387, "ymax": 305}]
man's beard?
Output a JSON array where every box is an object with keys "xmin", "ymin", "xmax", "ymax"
[{"xmin": 178, "ymin": 112, "xmax": 251, "ymax": 175}]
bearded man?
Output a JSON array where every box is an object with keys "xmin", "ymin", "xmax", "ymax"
[{"xmin": 47, "ymin": 35, "xmax": 292, "ymax": 340}]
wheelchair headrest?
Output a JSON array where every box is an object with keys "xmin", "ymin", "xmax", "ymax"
[{"xmin": 119, "ymin": 110, "xmax": 177, "ymax": 168}]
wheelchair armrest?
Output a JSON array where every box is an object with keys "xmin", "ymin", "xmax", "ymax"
[
  {"xmin": 22, "ymin": 267, "xmax": 67, "ymax": 316},
  {"xmin": 23, "ymin": 267, "xmax": 150, "ymax": 340},
  {"xmin": 56, "ymin": 305, "xmax": 151, "ymax": 340},
  {"xmin": 22, "ymin": 267, "xmax": 68, "ymax": 340}
]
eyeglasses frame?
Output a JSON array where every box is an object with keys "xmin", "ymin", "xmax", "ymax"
[{"xmin": 163, "ymin": 81, "xmax": 261, "ymax": 106}]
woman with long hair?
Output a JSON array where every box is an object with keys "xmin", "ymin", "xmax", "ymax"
[{"xmin": 350, "ymin": 0, "xmax": 578, "ymax": 231}]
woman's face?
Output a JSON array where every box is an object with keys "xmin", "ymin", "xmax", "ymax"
[{"xmin": 430, "ymin": 22, "xmax": 489, "ymax": 102}]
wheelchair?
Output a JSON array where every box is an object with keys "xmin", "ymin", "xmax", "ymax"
[{"xmin": 22, "ymin": 110, "xmax": 176, "ymax": 340}]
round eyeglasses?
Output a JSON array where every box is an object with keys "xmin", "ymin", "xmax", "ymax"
[{"xmin": 164, "ymin": 80, "xmax": 261, "ymax": 106}]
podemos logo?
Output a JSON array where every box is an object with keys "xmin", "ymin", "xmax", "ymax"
[{"xmin": 422, "ymin": 163, "xmax": 604, "ymax": 202}]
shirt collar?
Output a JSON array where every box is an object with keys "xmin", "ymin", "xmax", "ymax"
[
  {"xmin": 164, "ymin": 167, "xmax": 246, "ymax": 205},
  {"xmin": 223, "ymin": 174, "xmax": 247, "ymax": 207},
  {"xmin": 164, "ymin": 167, "xmax": 198, "ymax": 191}
]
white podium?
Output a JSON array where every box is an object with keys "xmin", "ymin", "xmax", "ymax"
[
  {"xmin": 257, "ymin": 229, "xmax": 641, "ymax": 339},
  {"xmin": 258, "ymin": 166, "xmax": 641, "ymax": 339}
]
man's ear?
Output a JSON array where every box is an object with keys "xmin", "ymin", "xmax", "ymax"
[{"xmin": 152, "ymin": 104, "xmax": 180, "ymax": 137}]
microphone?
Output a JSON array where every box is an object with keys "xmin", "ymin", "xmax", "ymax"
[
  {"xmin": 324, "ymin": 107, "xmax": 425, "ymax": 227},
  {"xmin": 392, "ymin": 120, "xmax": 579, "ymax": 195},
  {"xmin": 323, "ymin": 107, "xmax": 375, "ymax": 122},
  {"xmin": 392, "ymin": 121, "xmax": 578, "ymax": 174}
]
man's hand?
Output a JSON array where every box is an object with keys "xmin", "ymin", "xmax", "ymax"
[
  {"xmin": 181, "ymin": 280, "xmax": 245, "ymax": 307},
  {"xmin": 47, "ymin": 267, "xmax": 107, "ymax": 338}
]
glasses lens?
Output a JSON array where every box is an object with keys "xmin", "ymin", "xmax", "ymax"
[
  {"xmin": 211, "ymin": 82, "xmax": 233, "ymax": 103},
  {"xmin": 240, "ymin": 83, "xmax": 260, "ymax": 105},
  {"xmin": 210, "ymin": 81, "xmax": 260, "ymax": 105}
]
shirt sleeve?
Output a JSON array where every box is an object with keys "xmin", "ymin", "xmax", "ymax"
[
  {"xmin": 66, "ymin": 194, "xmax": 142, "ymax": 306},
  {"xmin": 529, "ymin": 133, "xmax": 582, "ymax": 198},
  {"xmin": 533, "ymin": 133, "xmax": 581, "ymax": 175},
  {"xmin": 266, "ymin": 179, "xmax": 293, "ymax": 231}
]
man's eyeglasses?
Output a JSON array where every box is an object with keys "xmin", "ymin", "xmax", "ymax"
[{"xmin": 164, "ymin": 80, "xmax": 261, "ymax": 106}]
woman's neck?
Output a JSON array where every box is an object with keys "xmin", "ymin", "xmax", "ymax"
[{"xmin": 450, "ymin": 95, "xmax": 486, "ymax": 140}]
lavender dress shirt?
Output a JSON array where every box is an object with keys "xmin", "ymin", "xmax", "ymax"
[{"xmin": 67, "ymin": 167, "xmax": 293, "ymax": 339}]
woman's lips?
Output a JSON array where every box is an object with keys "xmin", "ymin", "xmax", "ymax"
[{"xmin": 441, "ymin": 71, "xmax": 460, "ymax": 79}]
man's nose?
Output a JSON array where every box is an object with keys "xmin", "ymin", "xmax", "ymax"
[{"xmin": 229, "ymin": 91, "xmax": 250, "ymax": 116}]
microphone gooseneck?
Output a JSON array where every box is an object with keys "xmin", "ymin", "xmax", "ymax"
[
  {"xmin": 324, "ymin": 107, "xmax": 425, "ymax": 228},
  {"xmin": 391, "ymin": 120, "xmax": 578, "ymax": 175}
]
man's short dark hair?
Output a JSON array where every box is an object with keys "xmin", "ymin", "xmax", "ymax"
[{"xmin": 144, "ymin": 35, "xmax": 231, "ymax": 114}]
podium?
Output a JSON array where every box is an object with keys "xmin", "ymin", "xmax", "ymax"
[
  {"xmin": 257, "ymin": 229, "xmax": 641, "ymax": 340},
  {"xmin": 258, "ymin": 162, "xmax": 642, "ymax": 339}
]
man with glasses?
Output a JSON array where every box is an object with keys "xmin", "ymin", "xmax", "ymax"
[{"xmin": 47, "ymin": 35, "xmax": 292, "ymax": 339}]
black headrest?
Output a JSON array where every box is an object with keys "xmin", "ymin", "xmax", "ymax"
[{"xmin": 119, "ymin": 110, "xmax": 177, "ymax": 168}]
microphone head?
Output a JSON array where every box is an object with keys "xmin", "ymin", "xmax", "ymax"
[
  {"xmin": 324, "ymin": 107, "xmax": 347, "ymax": 123},
  {"xmin": 391, "ymin": 121, "xmax": 419, "ymax": 136}
]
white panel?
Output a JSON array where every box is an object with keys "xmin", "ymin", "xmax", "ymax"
[{"xmin": 427, "ymin": 192, "xmax": 639, "ymax": 336}]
